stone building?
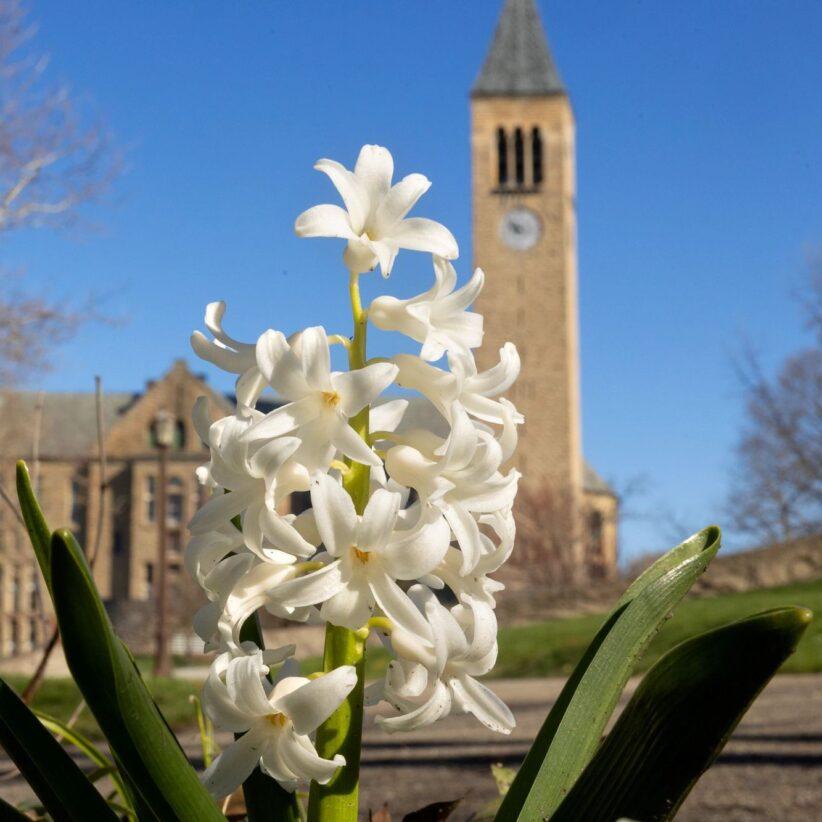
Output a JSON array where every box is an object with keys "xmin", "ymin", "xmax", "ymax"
[
  {"xmin": 0, "ymin": 361, "xmax": 228, "ymax": 655},
  {"xmin": 472, "ymin": 0, "xmax": 618, "ymax": 578}
]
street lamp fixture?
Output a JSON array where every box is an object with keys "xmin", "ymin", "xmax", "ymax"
[{"xmin": 153, "ymin": 409, "xmax": 175, "ymax": 677}]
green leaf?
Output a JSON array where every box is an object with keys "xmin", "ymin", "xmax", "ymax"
[
  {"xmin": 550, "ymin": 606, "xmax": 813, "ymax": 821},
  {"xmin": 49, "ymin": 529, "xmax": 224, "ymax": 821},
  {"xmin": 15, "ymin": 460, "xmax": 54, "ymax": 595},
  {"xmin": 36, "ymin": 710, "xmax": 133, "ymax": 815},
  {"xmin": 0, "ymin": 676, "xmax": 117, "ymax": 821},
  {"xmin": 498, "ymin": 526, "xmax": 721, "ymax": 821},
  {"xmin": 238, "ymin": 611, "xmax": 303, "ymax": 822}
]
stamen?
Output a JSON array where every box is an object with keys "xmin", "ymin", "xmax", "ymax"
[
  {"xmin": 352, "ymin": 547, "xmax": 370, "ymax": 564},
  {"xmin": 265, "ymin": 712, "xmax": 287, "ymax": 728},
  {"xmin": 321, "ymin": 390, "xmax": 341, "ymax": 408}
]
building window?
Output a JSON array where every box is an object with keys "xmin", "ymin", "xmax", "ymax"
[
  {"xmin": 167, "ymin": 477, "xmax": 184, "ymax": 526},
  {"xmin": 113, "ymin": 529, "xmax": 124, "ymax": 556},
  {"xmin": 532, "ymin": 127, "xmax": 544, "ymax": 186},
  {"xmin": 70, "ymin": 479, "xmax": 85, "ymax": 526},
  {"xmin": 496, "ymin": 127, "xmax": 508, "ymax": 186},
  {"xmin": 589, "ymin": 511, "xmax": 604, "ymax": 558},
  {"xmin": 145, "ymin": 563, "xmax": 154, "ymax": 598},
  {"xmin": 514, "ymin": 127, "xmax": 525, "ymax": 186},
  {"xmin": 11, "ymin": 567, "xmax": 20, "ymax": 613},
  {"xmin": 175, "ymin": 420, "xmax": 186, "ymax": 449},
  {"xmin": 168, "ymin": 529, "xmax": 183, "ymax": 554},
  {"xmin": 145, "ymin": 476, "xmax": 156, "ymax": 522}
]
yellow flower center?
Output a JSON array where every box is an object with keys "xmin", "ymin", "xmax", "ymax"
[
  {"xmin": 321, "ymin": 390, "xmax": 341, "ymax": 408},
  {"xmin": 352, "ymin": 547, "xmax": 370, "ymax": 564},
  {"xmin": 265, "ymin": 712, "xmax": 287, "ymax": 728}
]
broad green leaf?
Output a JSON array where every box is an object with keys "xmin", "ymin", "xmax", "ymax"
[
  {"xmin": 49, "ymin": 529, "xmax": 224, "ymax": 821},
  {"xmin": 551, "ymin": 606, "xmax": 812, "ymax": 821},
  {"xmin": 498, "ymin": 526, "xmax": 721, "ymax": 821},
  {"xmin": 15, "ymin": 460, "xmax": 53, "ymax": 595},
  {"xmin": 0, "ymin": 677, "xmax": 117, "ymax": 821},
  {"xmin": 238, "ymin": 611, "xmax": 303, "ymax": 822},
  {"xmin": 36, "ymin": 710, "xmax": 133, "ymax": 815}
]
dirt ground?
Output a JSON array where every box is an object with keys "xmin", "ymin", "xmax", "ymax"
[{"xmin": 0, "ymin": 674, "xmax": 818, "ymax": 820}]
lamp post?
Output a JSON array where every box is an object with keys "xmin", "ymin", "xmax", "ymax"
[{"xmin": 152, "ymin": 409, "xmax": 175, "ymax": 677}]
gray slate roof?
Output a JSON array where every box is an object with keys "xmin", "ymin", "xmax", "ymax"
[
  {"xmin": 473, "ymin": 0, "xmax": 565, "ymax": 97},
  {"xmin": 0, "ymin": 391, "xmax": 138, "ymax": 458}
]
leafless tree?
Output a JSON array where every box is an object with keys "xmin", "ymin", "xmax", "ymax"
[
  {"xmin": 0, "ymin": 0, "xmax": 121, "ymax": 385},
  {"xmin": 726, "ymin": 271, "xmax": 822, "ymax": 544}
]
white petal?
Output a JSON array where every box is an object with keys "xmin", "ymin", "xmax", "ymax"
[
  {"xmin": 443, "ymin": 503, "xmax": 483, "ymax": 575},
  {"xmin": 202, "ymin": 662, "xmax": 253, "ymax": 733},
  {"xmin": 391, "ymin": 217, "xmax": 458, "ymax": 259},
  {"xmin": 192, "ymin": 396, "xmax": 212, "ymax": 444},
  {"xmin": 191, "ymin": 331, "xmax": 248, "ymax": 374},
  {"xmin": 188, "ymin": 486, "xmax": 256, "ymax": 534},
  {"xmin": 369, "ymin": 572, "xmax": 431, "ymax": 637},
  {"xmin": 248, "ymin": 436, "xmax": 301, "ymax": 480},
  {"xmin": 464, "ymin": 342, "xmax": 520, "ymax": 396},
  {"xmin": 449, "ymin": 676, "xmax": 514, "ymax": 734},
  {"xmin": 343, "ymin": 238, "xmax": 379, "ymax": 275},
  {"xmin": 227, "ymin": 655, "xmax": 274, "ymax": 717},
  {"xmin": 314, "ymin": 159, "xmax": 370, "ymax": 234},
  {"xmin": 329, "ymin": 419, "xmax": 382, "ymax": 467},
  {"xmin": 279, "ymin": 729, "xmax": 345, "ymax": 786},
  {"xmin": 259, "ymin": 509, "xmax": 317, "ymax": 558},
  {"xmin": 275, "ymin": 562, "xmax": 345, "ymax": 608},
  {"xmin": 272, "ymin": 666, "xmax": 357, "ymax": 734},
  {"xmin": 354, "ymin": 144, "xmax": 393, "ymax": 205},
  {"xmin": 373, "ymin": 173, "xmax": 431, "ymax": 234},
  {"xmin": 439, "ymin": 267, "xmax": 484, "ymax": 314},
  {"xmin": 310, "ymin": 474, "xmax": 357, "ymax": 557},
  {"xmin": 332, "ymin": 362, "xmax": 399, "ymax": 418},
  {"xmin": 259, "ymin": 739, "xmax": 299, "ymax": 792},
  {"xmin": 380, "ymin": 512, "xmax": 451, "ymax": 580},
  {"xmin": 357, "ymin": 489, "xmax": 401, "ymax": 552},
  {"xmin": 320, "ymin": 578, "xmax": 373, "ymax": 630},
  {"xmin": 294, "ymin": 203, "xmax": 357, "ymax": 239},
  {"xmin": 369, "ymin": 398, "xmax": 408, "ymax": 434},
  {"xmin": 298, "ymin": 326, "xmax": 332, "ymax": 390},
  {"xmin": 377, "ymin": 680, "xmax": 451, "ymax": 733},
  {"xmin": 201, "ymin": 722, "xmax": 271, "ymax": 799},
  {"xmin": 242, "ymin": 395, "xmax": 319, "ymax": 442}
]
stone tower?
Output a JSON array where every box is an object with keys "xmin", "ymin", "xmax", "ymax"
[
  {"xmin": 471, "ymin": 0, "xmax": 617, "ymax": 577},
  {"xmin": 472, "ymin": 0, "xmax": 581, "ymax": 493}
]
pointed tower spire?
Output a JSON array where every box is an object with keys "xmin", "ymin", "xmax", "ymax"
[{"xmin": 472, "ymin": 0, "xmax": 565, "ymax": 97}]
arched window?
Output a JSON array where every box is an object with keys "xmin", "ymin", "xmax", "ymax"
[
  {"xmin": 174, "ymin": 420, "xmax": 186, "ymax": 449},
  {"xmin": 532, "ymin": 127, "xmax": 544, "ymax": 186},
  {"xmin": 514, "ymin": 127, "xmax": 525, "ymax": 186},
  {"xmin": 496, "ymin": 127, "xmax": 508, "ymax": 186},
  {"xmin": 167, "ymin": 477, "xmax": 185, "ymax": 526}
]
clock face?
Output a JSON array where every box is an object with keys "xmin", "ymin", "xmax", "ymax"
[{"xmin": 499, "ymin": 207, "xmax": 541, "ymax": 251}]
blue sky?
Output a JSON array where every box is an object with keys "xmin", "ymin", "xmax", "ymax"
[{"xmin": 5, "ymin": 1, "xmax": 821, "ymax": 562}]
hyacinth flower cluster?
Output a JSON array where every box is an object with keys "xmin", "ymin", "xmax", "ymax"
[{"xmin": 186, "ymin": 145, "xmax": 522, "ymax": 803}]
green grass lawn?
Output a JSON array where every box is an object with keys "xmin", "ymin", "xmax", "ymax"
[
  {"xmin": 492, "ymin": 577, "xmax": 822, "ymax": 679},
  {"xmin": 2, "ymin": 579, "xmax": 818, "ymax": 738},
  {"xmin": 1, "ymin": 674, "xmax": 201, "ymax": 740}
]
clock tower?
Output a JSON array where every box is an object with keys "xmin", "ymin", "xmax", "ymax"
[{"xmin": 472, "ymin": 0, "xmax": 617, "ymax": 577}]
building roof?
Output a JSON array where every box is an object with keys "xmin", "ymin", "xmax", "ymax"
[
  {"xmin": 472, "ymin": 0, "xmax": 565, "ymax": 97},
  {"xmin": 0, "ymin": 391, "xmax": 139, "ymax": 458}
]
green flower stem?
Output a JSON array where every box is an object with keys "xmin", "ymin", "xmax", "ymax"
[{"xmin": 308, "ymin": 271, "xmax": 370, "ymax": 822}]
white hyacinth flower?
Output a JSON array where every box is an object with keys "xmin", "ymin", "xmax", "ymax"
[
  {"xmin": 392, "ymin": 343, "xmax": 523, "ymax": 426},
  {"xmin": 294, "ymin": 145, "xmax": 458, "ymax": 277},
  {"xmin": 191, "ymin": 302, "xmax": 265, "ymax": 413},
  {"xmin": 272, "ymin": 473, "xmax": 450, "ymax": 634},
  {"xmin": 188, "ymin": 412, "xmax": 315, "ymax": 560},
  {"xmin": 243, "ymin": 326, "xmax": 397, "ymax": 471},
  {"xmin": 376, "ymin": 588, "xmax": 514, "ymax": 735},
  {"xmin": 385, "ymin": 404, "xmax": 519, "ymax": 573},
  {"xmin": 201, "ymin": 651, "xmax": 356, "ymax": 796},
  {"xmin": 369, "ymin": 256, "xmax": 484, "ymax": 361}
]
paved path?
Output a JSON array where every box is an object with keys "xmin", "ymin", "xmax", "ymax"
[{"xmin": 0, "ymin": 675, "xmax": 819, "ymax": 819}]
